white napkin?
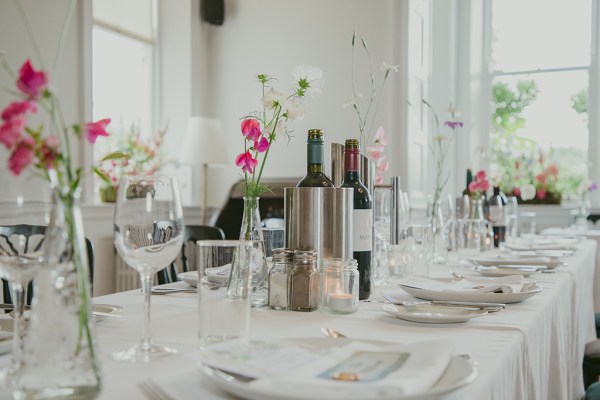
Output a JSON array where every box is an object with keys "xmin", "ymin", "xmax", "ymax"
[
  {"xmin": 204, "ymin": 263, "xmax": 231, "ymax": 284},
  {"xmin": 200, "ymin": 337, "xmax": 454, "ymax": 398}
]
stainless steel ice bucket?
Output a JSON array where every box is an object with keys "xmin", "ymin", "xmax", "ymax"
[{"xmin": 284, "ymin": 187, "xmax": 353, "ymax": 264}]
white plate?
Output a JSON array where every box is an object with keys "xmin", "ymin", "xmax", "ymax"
[
  {"xmin": 178, "ymin": 271, "xmax": 198, "ymax": 287},
  {"xmin": 92, "ymin": 304, "xmax": 123, "ymax": 323},
  {"xmin": 475, "ymin": 267, "xmax": 537, "ymax": 277},
  {"xmin": 399, "ymin": 282, "xmax": 542, "ymax": 304},
  {"xmin": 381, "ymin": 304, "xmax": 488, "ymax": 324},
  {"xmin": 468, "ymin": 256, "xmax": 563, "ymax": 269},
  {"xmin": 198, "ymin": 338, "xmax": 477, "ymax": 400},
  {"xmin": 0, "ymin": 319, "xmax": 13, "ymax": 355}
]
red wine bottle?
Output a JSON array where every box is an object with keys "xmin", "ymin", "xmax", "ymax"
[
  {"xmin": 341, "ymin": 139, "xmax": 372, "ymax": 300},
  {"xmin": 488, "ymin": 185, "xmax": 507, "ymax": 247},
  {"xmin": 297, "ymin": 129, "xmax": 335, "ymax": 188}
]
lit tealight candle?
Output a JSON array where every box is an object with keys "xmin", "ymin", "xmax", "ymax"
[{"xmin": 328, "ymin": 293, "xmax": 356, "ymax": 314}]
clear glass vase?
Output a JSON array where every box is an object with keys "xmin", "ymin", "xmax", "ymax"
[
  {"xmin": 228, "ymin": 197, "xmax": 268, "ymax": 307},
  {"xmin": 15, "ymin": 188, "xmax": 101, "ymax": 399}
]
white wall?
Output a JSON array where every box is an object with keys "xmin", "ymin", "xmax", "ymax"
[
  {"xmin": 0, "ymin": 0, "xmax": 83, "ymax": 202},
  {"xmin": 193, "ymin": 0, "xmax": 400, "ymax": 195}
]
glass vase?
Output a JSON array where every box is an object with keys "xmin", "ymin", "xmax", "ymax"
[
  {"xmin": 15, "ymin": 188, "xmax": 101, "ymax": 399},
  {"xmin": 426, "ymin": 197, "xmax": 448, "ymax": 265},
  {"xmin": 228, "ymin": 197, "xmax": 268, "ymax": 307}
]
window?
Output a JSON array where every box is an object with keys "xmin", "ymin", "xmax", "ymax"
[
  {"xmin": 485, "ymin": 0, "xmax": 594, "ymax": 202},
  {"xmin": 91, "ymin": 0, "xmax": 157, "ymax": 187}
]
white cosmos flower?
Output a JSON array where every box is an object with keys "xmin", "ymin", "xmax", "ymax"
[
  {"xmin": 342, "ymin": 93, "xmax": 362, "ymax": 108},
  {"xmin": 381, "ymin": 62, "xmax": 400, "ymax": 72},
  {"xmin": 285, "ymin": 98, "xmax": 305, "ymax": 121},
  {"xmin": 261, "ymin": 88, "xmax": 286, "ymax": 110},
  {"xmin": 521, "ymin": 184, "xmax": 536, "ymax": 201},
  {"xmin": 292, "ymin": 65, "xmax": 324, "ymax": 97}
]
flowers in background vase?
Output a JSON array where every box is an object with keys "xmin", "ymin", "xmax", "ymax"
[
  {"xmin": 97, "ymin": 125, "xmax": 165, "ymax": 200},
  {"xmin": 423, "ymin": 101, "xmax": 463, "ymax": 225},
  {"xmin": 235, "ymin": 65, "xmax": 324, "ymax": 198},
  {"xmin": 344, "ymin": 30, "xmax": 397, "ymax": 180},
  {"xmin": 469, "ymin": 169, "xmax": 490, "ymax": 200}
]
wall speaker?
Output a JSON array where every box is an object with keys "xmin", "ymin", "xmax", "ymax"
[{"xmin": 201, "ymin": 0, "xmax": 224, "ymax": 26}]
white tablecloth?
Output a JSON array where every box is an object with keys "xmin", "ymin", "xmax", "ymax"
[{"xmin": 1, "ymin": 240, "xmax": 597, "ymax": 400}]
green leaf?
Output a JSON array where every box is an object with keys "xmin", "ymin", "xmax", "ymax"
[
  {"xmin": 93, "ymin": 166, "xmax": 112, "ymax": 185},
  {"xmin": 100, "ymin": 151, "xmax": 130, "ymax": 162}
]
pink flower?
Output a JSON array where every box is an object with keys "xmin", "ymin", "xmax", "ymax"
[
  {"xmin": 0, "ymin": 116, "xmax": 26, "ymax": 149},
  {"xmin": 376, "ymin": 158, "xmax": 389, "ymax": 173},
  {"xmin": 546, "ymin": 163, "xmax": 559, "ymax": 177},
  {"xmin": 373, "ymin": 126, "xmax": 388, "ymax": 145},
  {"xmin": 535, "ymin": 173, "xmax": 546, "ymax": 185},
  {"xmin": 16, "ymin": 59, "xmax": 48, "ymax": 99},
  {"xmin": 537, "ymin": 189, "xmax": 547, "ymax": 200},
  {"xmin": 1, "ymin": 100, "xmax": 36, "ymax": 121},
  {"xmin": 474, "ymin": 169, "xmax": 487, "ymax": 181},
  {"xmin": 254, "ymin": 137, "xmax": 269, "ymax": 153},
  {"xmin": 85, "ymin": 118, "xmax": 111, "ymax": 144},
  {"xmin": 241, "ymin": 119, "xmax": 261, "ymax": 141},
  {"xmin": 235, "ymin": 151, "xmax": 258, "ymax": 173},
  {"xmin": 8, "ymin": 137, "xmax": 35, "ymax": 175},
  {"xmin": 40, "ymin": 135, "xmax": 59, "ymax": 168},
  {"xmin": 513, "ymin": 187, "xmax": 521, "ymax": 197},
  {"xmin": 367, "ymin": 148, "xmax": 383, "ymax": 160}
]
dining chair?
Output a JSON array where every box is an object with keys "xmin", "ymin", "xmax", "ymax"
[
  {"xmin": 156, "ymin": 224, "xmax": 225, "ymax": 284},
  {"xmin": 0, "ymin": 224, "xmax": 94, "ymax": 305},
  {"xmin": 587, "ymin": 381, "xmax": 600, "ymax": 399}
]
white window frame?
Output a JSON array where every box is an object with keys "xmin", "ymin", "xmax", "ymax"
[{"xmin": 471, "ymin": 0, "xmax": 600, "ymax": 205}]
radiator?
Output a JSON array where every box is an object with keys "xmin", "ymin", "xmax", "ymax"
[{"xmin": 115, "ymin": 254, "xmax": 141, "ymax": 292}]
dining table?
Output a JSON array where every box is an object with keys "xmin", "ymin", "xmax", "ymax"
[{"xmin": 0, "ymin": 239, "xmax": 597, "ymax": 400}]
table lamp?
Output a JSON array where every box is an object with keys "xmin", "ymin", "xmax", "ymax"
[{"xmin": 181, "ymin": 116, "xmax": 229, "ymax": 223}]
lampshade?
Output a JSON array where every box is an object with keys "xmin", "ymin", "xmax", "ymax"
[{"xmin": 181, "ymin": 117, "xmax": 229, "ymax": 167}]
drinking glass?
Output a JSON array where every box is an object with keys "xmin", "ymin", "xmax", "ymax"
[
  {"xmin": 505, "ymin": 196, "xmax": 519, "ymax": 241},
  {"xmin": 0, "ymin": 200, "xmax": 51, "ymax": 385},
  {"xmin": 373, "ymin": 186, "xmax": 392, "ymax": 284},
  {"xmin": 113, "ymin": 175, "xmax": 184, "ymax": 362},
  {"xmin": 456, "ymin": 219, "xmax": 484, "ymax": 259}
]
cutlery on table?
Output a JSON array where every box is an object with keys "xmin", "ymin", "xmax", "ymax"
[
  {"xmin": 320, "ymin": 327, "xmax": 348, "ymax": 339},
  {"xmin": 150, "ymin": 287, "xmax": 198, "ymax": 295},
  {"xmin": 381, "ymin": 293, "xmax": 505, "ymax": 312}
]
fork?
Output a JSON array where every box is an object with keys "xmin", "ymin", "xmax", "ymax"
[{"xmin": 136, "ymin": 380, "xmax": 175, "ymax": 400}]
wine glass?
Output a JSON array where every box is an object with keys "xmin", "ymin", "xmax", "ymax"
[
  {"xmin": 0, "ymin": 200, "xmax": 51, "ymax": 385},
  {"xmin": 112, "ymin": 175, "xmax": 184, "ymax": 362}
]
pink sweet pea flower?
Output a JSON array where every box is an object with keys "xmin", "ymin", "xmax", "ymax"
[
  {"xmin": 235, "ymin": 151, "xmax": 258, "ymax": 173},
  {"xmin": 254, "ymin": 137, "xmax": 269, "ymax": 153},
  {"xmin": 1, "ymin": 100, "xmax": 36, "ymax": 121},
  {"xmin": 40, "ymin": 135, "xmax": 59, "ymax": 168},
  {"xmin": 16, "ymin": 59, "xmax": 48, "ymax": 99},
  {"xmin": 85, "ymin": 118, "xmax": 111, "ymax": 144},
  {"xmin": 0, "ymin": 116, "xmax": 26, "ymax": 149},
  {"xmin": 373, "ymin": 126, "xmax": 388, "ymax": 145},
  {"xmin": 241, "ymin": 118, "xmax": 261, "ymax": 141},
  {"xmin": 376, "ymin": 158, "xmax": 389, "ymax": 173},
  {"xmin": 474, "ymin": 169, "xmax": 487, "ymax": 181},
  {"xmin": 536, "ymin": 189, "xmax": 547, "ymax": 200},
  {"xmin": 8, "ymin": 136, "xmax": 35, "ymax": 175}
]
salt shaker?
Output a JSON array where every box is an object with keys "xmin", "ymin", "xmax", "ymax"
[
  {"xmin": 268, "ymin": 248, "xmax": 294, "ymax": 310},
  {"xmin": 289, "ymin": 250, "xmax": 319, "ymax": 312},
  {"xmin": 319, "ymin": 258, "xmax": 359, "ymax": 314}
]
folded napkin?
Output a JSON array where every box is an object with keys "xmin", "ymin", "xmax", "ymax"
[
  {"xmin": 199, "ymin": 337, "xmax": 454, "ymax": 398},
  {"xmin": 400, "ymin": 275, "xmax": 524, "ymax": 294},
  {"xmin": 204, "ymin": 263, "xmax": 231, "ymax": 284}
]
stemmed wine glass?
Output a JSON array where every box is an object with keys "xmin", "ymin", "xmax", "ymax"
[
  {"xmin": 0, "ymin": 200, "xmax": 51, "ymax": 385},
  {"xmin": 113, "ymin": 175, "xmax": 184, "ymax": 362}
]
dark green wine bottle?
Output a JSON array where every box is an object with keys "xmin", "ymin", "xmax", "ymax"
[
  {"xmin": 296, "ymin": 129, "xmax": 335, "ymax": 188},
  {"xmin": 462, "ymin": 169, "xmax": 473, "ymax": 197},
  {"xmin": 340, "ymin": 139, "xmax": 372, "ymax": 300}
]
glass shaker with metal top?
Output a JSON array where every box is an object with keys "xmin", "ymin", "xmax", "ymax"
[
  {"xmin": 289, "ymin": 250, "xmax": 319, "ymax": 312},
  {"xmin": 268, "ymin": 248, "xmax": 294, "ymax": 310}
]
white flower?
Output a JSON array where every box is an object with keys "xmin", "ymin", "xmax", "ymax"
[
  {"xmin": 261, "ymin": 88, "xmax": 286, "ymax": 110},
  {"xmin": 381, "ymin": 62, "xmax": 400, "ymax": 73},
  {"xmin": 447, "ymin": 102, "xmax": 462, "ymax": 118},
  {"xmin": 285, "ymin": 98, "xmax": 305, "ymax": 121},
  {"xmin": 521, "ymin": 184, "xmax": 536, "ymax": 201},
  {"xmin": 264, "ymin": 120, "xmax": 285, "ymax": 137},
  {"xmin": 342, "ymin": 93, "xmax": 362, "ymax": 108},
  {"xmin": 292, "ymin": 65, "xmax": 324, "ymax": 97}
]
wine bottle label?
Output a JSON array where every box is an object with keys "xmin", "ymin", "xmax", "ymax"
[
  {"xmin": 353, "ymin": 209, "xmax": 373, "ymax": 252},
  {"xmin": 488, "ymin": 205, "xmax": 506, "ymax": 226}
]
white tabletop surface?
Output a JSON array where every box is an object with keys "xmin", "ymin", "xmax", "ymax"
[{"xmin": 1, "ymin": 239, "xmax": 596, "ymax": 400}]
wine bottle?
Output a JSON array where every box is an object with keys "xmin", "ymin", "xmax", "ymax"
[
  {"xmin": 296, "ymin": 129, "xmax": 335, "ymax": 188},
  {"xmin": 462, "ymin": 169, "xmax": 473, "ymax": 196},
  {"xmin": 340, "ymin": 139, "xmax": 373, "ymax": 300},
  {"xmin": 488, "ymin": 185, "xmax": 507, "ymax": 247}
]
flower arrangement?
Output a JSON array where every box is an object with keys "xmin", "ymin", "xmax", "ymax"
[
  {"xmin": 469, "ymin": 170, "xmax": 490, "ymax": 200},
  {"xmin": 344, "ymin": 30, "xmax": 398, "ymax": 184},
  {"xmin": 235, "ymin": 65, "xmax": 323, "ymax": 198},
  {"xmin": 423, "ymin": 101, "xmax": 462, "ymax": 224},
  {"xmin": 97, "ymin": 125, "xmax": 165, "ymax": 201},
  {"xmin": 503, "ymin": 149, "xmax": 562, "ymax": 204}
]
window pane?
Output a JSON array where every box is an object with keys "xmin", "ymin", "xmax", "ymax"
[
  {"xmin": 491, "ymin": 0, "xmax": 591, "ymax": 72},
  {"xmin": 490, "ymin": 71, "xmax": 589, "ymax": 196},
  {"xmin": 92, "ymin": 26, "xmax": 154, "ymax": 149}
]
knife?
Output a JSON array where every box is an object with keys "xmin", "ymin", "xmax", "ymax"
[{"xmin": 381, "ymin": 293, "xmax": 505, "ymax": 310}]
